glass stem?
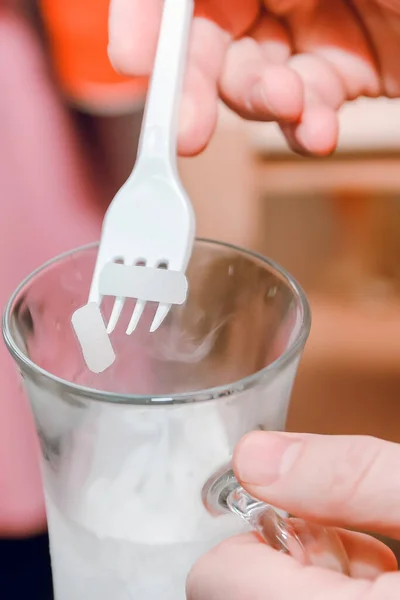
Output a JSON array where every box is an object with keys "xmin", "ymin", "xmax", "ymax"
[
  {"xmin": 226, "ymin": 485, "xmax": 350, "ymax": 574},
  {"xmin": 226, "ymin": 486, "xmax": 303, "ymax": 554}
]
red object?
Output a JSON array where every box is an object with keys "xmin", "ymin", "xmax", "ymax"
[{"xmin": 39, "ymin": 0, "xmax": 148, "ymax": 113}]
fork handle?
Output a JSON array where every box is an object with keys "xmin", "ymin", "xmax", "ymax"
[{"xmin": 137, "ymin": 0, "xmax": 194, "ymax": 165}]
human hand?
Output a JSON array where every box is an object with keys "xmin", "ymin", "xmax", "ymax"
[
  {"xmin": 187, "ymin": 432, "xmax": 400, "ymax": 599},
  {"xmin": 108, "ymin": 0, "xmax": 400, "ymax": 156}
]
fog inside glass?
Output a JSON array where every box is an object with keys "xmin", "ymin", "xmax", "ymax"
[{"xmin": 9, "ymin": 241, "xmax": 300, "ymax": 397}]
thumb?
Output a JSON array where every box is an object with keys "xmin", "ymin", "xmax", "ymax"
[{"xmin": 233, "ymin": 432, "xmax": 400, "ymax": 538}]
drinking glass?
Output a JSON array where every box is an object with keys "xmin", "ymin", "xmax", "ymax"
[{"xmin": 3, "ymin": 239, "xmax": 347, "ymax": 600}]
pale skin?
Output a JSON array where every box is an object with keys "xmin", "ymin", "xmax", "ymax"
[
  {"xmin": 108, "ymin": 0, "xmax": 400, "ymax": 156},
  {"xmin": 187, "ymin": 432, "xmax": 400, "ymax": 599},
  {"xmin": 107, "ymin": 1, "xmax": 400, "ymax": 597}
]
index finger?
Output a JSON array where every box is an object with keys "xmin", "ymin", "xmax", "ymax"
[{"xmin": 108, "ymin": 0, "xmax": 162, "ymax": 75}]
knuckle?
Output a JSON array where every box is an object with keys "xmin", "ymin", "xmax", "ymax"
[{"xmin": 323, "ymin": 436, "xmax": 384, "ymax": 512}]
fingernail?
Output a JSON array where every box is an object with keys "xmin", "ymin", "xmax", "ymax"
[{"xmin": 235, "ymin": 433, "xmax": 303, "ymax": 487}]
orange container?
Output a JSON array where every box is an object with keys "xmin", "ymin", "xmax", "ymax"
[{"xmin": 39, "ymin": 0, "xmax": 148, "ymax": 114}]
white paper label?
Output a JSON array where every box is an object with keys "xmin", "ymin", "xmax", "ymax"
[
  {"xmin": 71, "ymin": 303, "xmax": 116, "ymax": 373},
  {"xmin": 99, "ymin": 263, "xmax": 188, "ymax": 305}
]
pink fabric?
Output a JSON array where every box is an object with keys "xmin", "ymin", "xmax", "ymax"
[{"xmin": 0, "ymin": 9, "xmax": 103, "ymax": 535}]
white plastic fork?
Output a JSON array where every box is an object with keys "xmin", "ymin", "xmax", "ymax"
[{"xmin": 89, "ymin": 0, "xmax": 195, "ymax": 335}]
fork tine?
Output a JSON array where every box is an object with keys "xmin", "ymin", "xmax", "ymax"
[
  {"xmin": 126, "ymin": 299, "xmax": 146, "ymax": 335},
  {"xmin": 107, "ymin": 297, "xmax": 125, "ymax": 334},
  {"xmin": 150, "ymin": 302, "xmax": 171, "ymax": 333}
]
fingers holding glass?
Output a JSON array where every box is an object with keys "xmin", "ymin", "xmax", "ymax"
[
  {"xmin": 233, "ymin": 432, "xmax": 400, "ymax": 537},
  {"xmin": 186, "ymin": 532, "xmax": 398, "ymax": 600}
]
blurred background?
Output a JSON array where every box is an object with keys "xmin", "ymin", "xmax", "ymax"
[
  {"xmin": 180, "ymin": 100, "xmax": 400, "ymax": 444},
  {"xmin": 180, "ymin": 102, "xmax": 400, "ymax": 557},
  {"xmin": 2, "ymin": 0, "xmax": 400, "ymax": 597},
  {"xmin": 178, "ymin": 68, "xmax": 400, "ymax": 563}
]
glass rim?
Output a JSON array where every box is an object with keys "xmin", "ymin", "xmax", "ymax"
[{"xmin": 2, "ymin": 238, "xmax": 311, "ymax": 405}]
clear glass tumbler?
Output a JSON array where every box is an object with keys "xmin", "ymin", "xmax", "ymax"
[{"xmin": 3, "ymin": 239, "xmax": 347, "ymax": 600}]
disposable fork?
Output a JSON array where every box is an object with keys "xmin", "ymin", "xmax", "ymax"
[{"xmin": 88, "ymin": 0, "xmax": 195, "ymax": 334}]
